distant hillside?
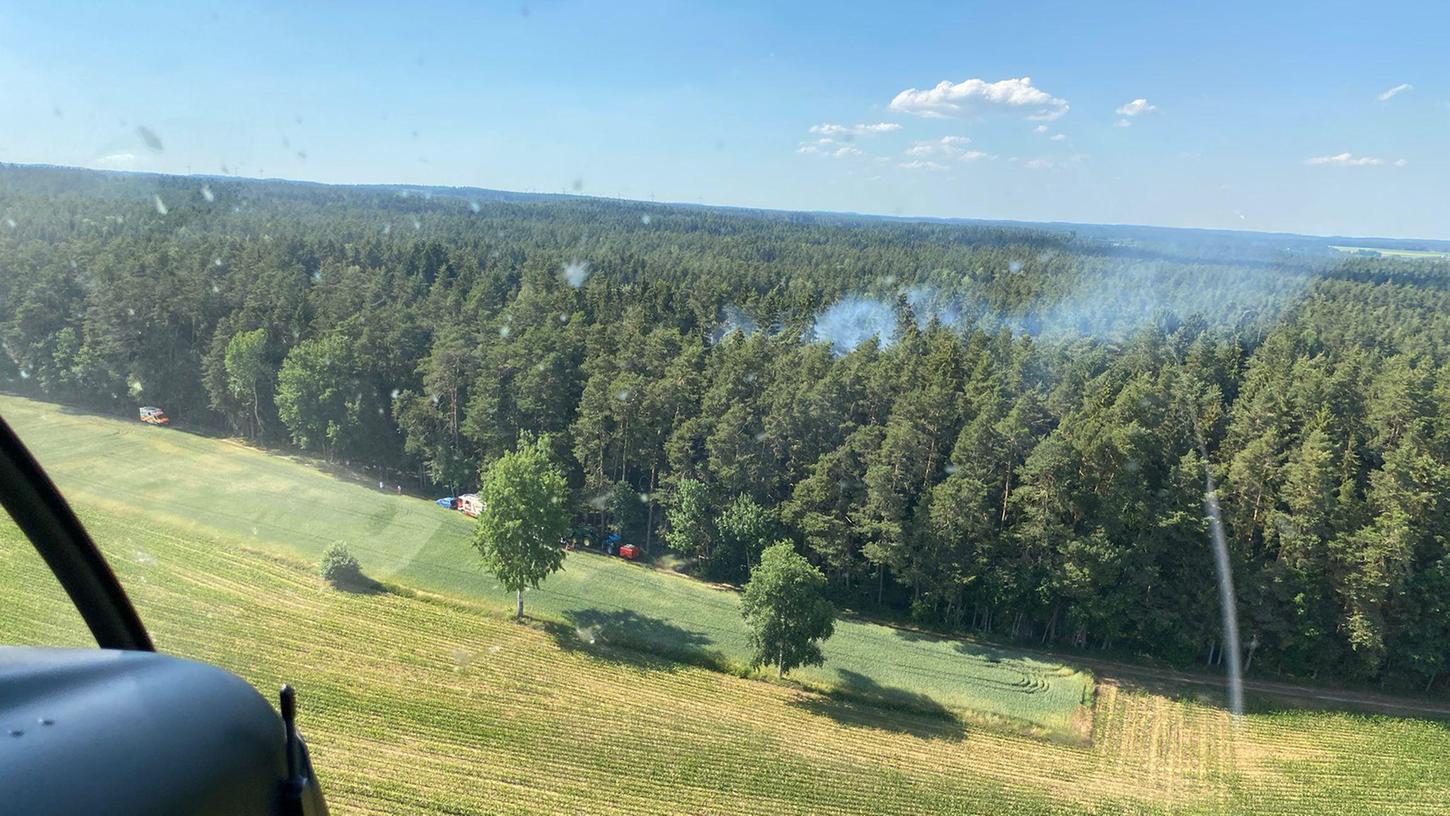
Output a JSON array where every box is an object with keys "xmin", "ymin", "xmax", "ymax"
[{"xmin": 6, "ymin": 162, "xmax": 1447, "ymax": 256}]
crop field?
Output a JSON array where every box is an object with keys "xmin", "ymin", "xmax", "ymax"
[
  {"xmin": 5, "ymin": 503, "xmax": 1450, "ymax": 815},
  {"xmin": 0, "ymin": 394, "xmax": 1089, "ymax": 737}
]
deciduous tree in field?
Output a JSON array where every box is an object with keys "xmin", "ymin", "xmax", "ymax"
[
  {"xmin": 741, "ymin": 541, "xmax": 836, "ymax": 678},
  {"xmin": 474, "ymin": 435, "xmax": 571, "ymax": 618}
]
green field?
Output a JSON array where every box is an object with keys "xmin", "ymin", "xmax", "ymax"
[
  {"xmin": 0, "ymin": 394, "xmax": 1090, "ymax": 737},
  {"xmin": 5, "ymin": 482, "xmax": 1449, "ymax": 814}
]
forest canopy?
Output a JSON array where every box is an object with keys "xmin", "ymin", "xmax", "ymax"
[{"xmin": 3, "ymin": 163, "xmax": 1449, "ymax": 692}]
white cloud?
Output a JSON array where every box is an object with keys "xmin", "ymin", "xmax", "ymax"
[
  {"xmin": 904, "ymin": 136, "xmax": 990, "ymax": 162},
  {"xmin": 1116, "ymin": 98, "xmax": 1158, "ymax": 117},
  {"xmin": 1049, "ymin": 133, "xmax": 1067, "ymax": 141},
  {"xmin": 1019, "ymin": 154, "xmax": 1085, "ymax": 171},
  {"xmin": 808, "ymin": 122, "xmax": 902, "ymax": 137},
  {"xmin": 1377, "ymin": 83, "xmax": 1413, "ymax": 102},
  {"xmin": 1305, "ymin": 152, "xmax": 1384, "ymax": 166},
  {"xmin": 905, "ymin": 135, "xmax": 970, "ymax": 156},
  {"xmin": 897, "ymin": 159, "xmax": 949, "ymax": 171},
  {"xmin": 93, "ymin": 152, "xmax": 140, "ymax": 170},
  {"xmin": 888, "ymin": 76, "xmax": 1069, "ymax": 121},
  {"xmin": 1394, "ymin": 158, "xmax": 1409, "ymax": 167},
  {"xmin": 1114, "ymin": 119, "xmax": 1132, "ymax": 128},
  {"xmin": 798, "ymin": 141, "xmax": 868, "ymax": 159},
  {"xmin": 1033, "ymin": 124, "xmax": 1049, "ymax": 134}
]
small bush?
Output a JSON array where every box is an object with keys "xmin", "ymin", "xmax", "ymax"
[{"xmin": 319, "ymin": 542, "xmax": 362, "ymax": 587}]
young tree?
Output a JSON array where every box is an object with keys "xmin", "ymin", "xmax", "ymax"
[
  {"xmin": 275, "ymin": 333, "xmax": 353, "ymax": 458},
  {"xmin": 715, "ymin": 493, "xmax": 771, "ymax": 582},
  {"xmin": 663, "ymin": 478, "xmax": 715, "ymax": 563},
  {"xmin": 223, "ymin": 328, "xmax": 271, "ymax": 439},
  {"xmin": 473, "ymin": 435, "xmax": 571, "ymax": 618},
  {"xmin": 741, "ymin": 542, "xmax": 836, "ymax": 678}
]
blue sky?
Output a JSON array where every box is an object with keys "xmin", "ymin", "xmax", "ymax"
[{"xmin": 1, "ymin": 1, "xmax": 1445, "ymax": 238}]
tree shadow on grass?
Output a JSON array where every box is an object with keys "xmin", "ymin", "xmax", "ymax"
[
  {"xmin": 328, "ymin": 570, "xmax": 387, "ymax": 596},
  {"xmin": 545, "ymin": 607, "xmax": 730, "ymax": 674},
  {"xmin": 791, "ymin": 668, "xmax": 965, "ymax": 742}
]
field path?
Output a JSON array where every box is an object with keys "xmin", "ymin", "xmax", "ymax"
[{"xmin": 1077, "ymin": 657, "xmax": 1450, "ymax": 719}]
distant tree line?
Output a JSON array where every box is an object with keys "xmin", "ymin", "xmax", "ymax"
[{"xmin": 2, "ymin": 164, "xmax": 1448, "ymax": 692}]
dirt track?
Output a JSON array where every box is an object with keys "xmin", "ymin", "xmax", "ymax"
[{"xmin": 1078, "ymin": 655, "xmax": 1450, "ymax": 719}]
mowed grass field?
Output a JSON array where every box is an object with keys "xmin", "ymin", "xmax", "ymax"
[
  {"xmin": 0, "ymin": 394, "xmax": 1089, "ymax": 737},
  {"xmin": 5, "ymin": 504, "xmax": 1449, "ymax": 815}
]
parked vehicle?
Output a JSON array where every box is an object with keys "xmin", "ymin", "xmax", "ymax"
[
  {"xmin": 456, "ymin": 494, "xmax": 483, "ymax": 518},
  {"xmin": 618, "ymin": 544, "xmax": 641, "ymax": 561},
  {"xmin": 138, "ymin": 406, "xmax": 169, "ymax": 426}
]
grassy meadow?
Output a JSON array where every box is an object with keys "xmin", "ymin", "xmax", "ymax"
[
  {"xmin": 0, "ymin": 394, "xmax": 1089, "ymax": 737},
  {"xmin": 5, "ymin": 498, "xmax": 1449, "ymax": 814}
]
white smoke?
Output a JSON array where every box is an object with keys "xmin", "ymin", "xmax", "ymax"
[
  {"xmin": 709, "ymin": 305, "xmax": 758, "ymax": 345},
  {"xmin": 811, "ymin": 296, "xmax": 898, "ymax": 354}
]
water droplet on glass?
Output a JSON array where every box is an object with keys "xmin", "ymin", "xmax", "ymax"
[
  {"xmin": 562, "ymin": 260, "xmax": 590, "ymax": 288},
  {"xmin": 136, "ymin": 126, "xmax": 164, "ymax": 152}
]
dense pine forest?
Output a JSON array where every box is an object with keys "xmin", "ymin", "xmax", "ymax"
[{"xmin": 3, "ymin": 164, "xmax": 1448, "ymax": 692}]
